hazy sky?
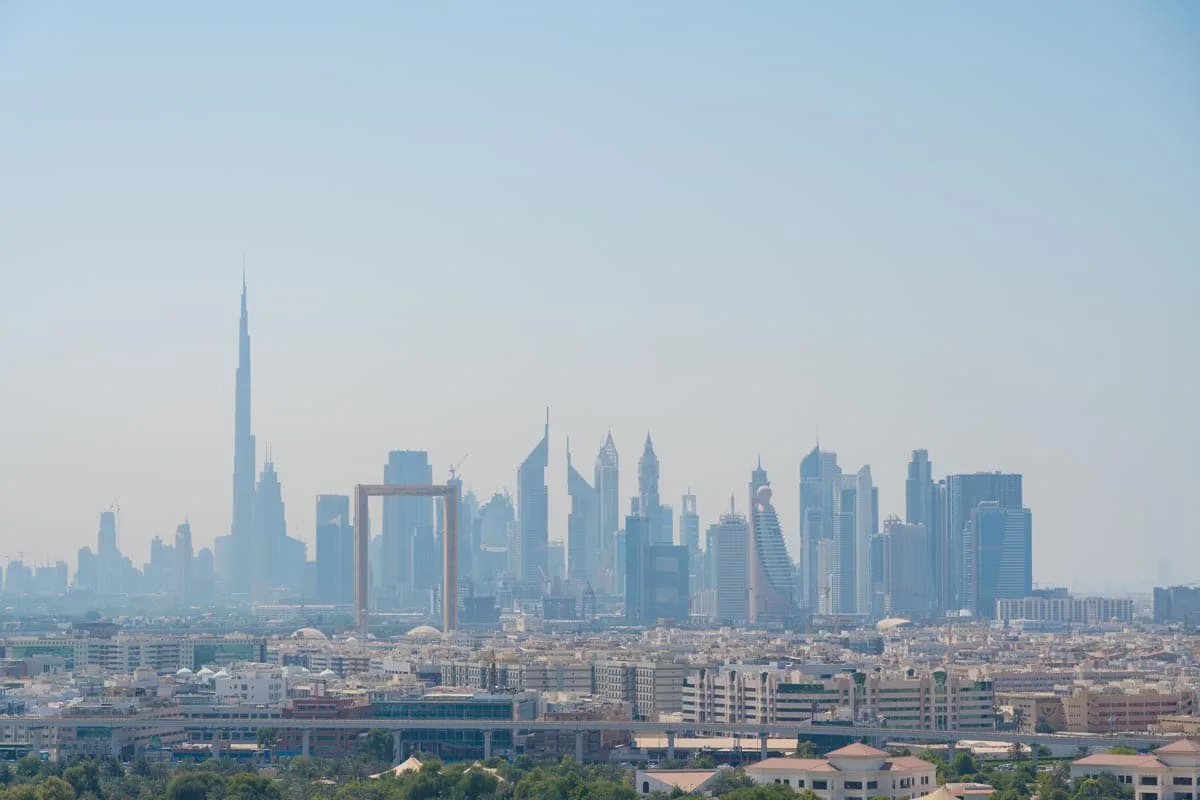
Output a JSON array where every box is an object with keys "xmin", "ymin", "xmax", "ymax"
[{"xmin": 1, "ymin": 2, "xmax": 1196, "ymax": 592}]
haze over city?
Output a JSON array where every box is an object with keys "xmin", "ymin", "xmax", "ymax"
[{"xmin": 1, "ymin": 2, "xmax": 1197, "ymax": 593}]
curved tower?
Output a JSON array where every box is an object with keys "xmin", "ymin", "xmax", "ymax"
[{"xmin": 750, "ymin": 480, "xmax": 795, "ymax": 624}]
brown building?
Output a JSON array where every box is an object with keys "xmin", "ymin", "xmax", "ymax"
[
  {"xmin": 279, "ymin": 696, "xmax": 372, "ymax": 758},
  {"xmin": 1064, "ymin": 688, "xmax": 1195, "ymax": 733}
]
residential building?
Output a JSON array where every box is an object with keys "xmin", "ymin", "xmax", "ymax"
[
  {"xmin": 1154, "ymin": 586, "xmax": 1200, "ymax": 625},
  {"xmin": 995, "ymin": 595, "xmax": 1134, "ymax": 624},
  {"xmin": 714, "ymin": 505, "xmax": 749, "ymax": 624}
]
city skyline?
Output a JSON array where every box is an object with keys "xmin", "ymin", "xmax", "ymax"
[{"xmin": 1, "ymin": 4, "xmax": 1196, "ymax": 591}]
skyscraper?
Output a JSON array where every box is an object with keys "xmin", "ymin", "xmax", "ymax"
[
  {"xmin": 963, "ymin": 502, "xmax": 1032, "ymax": 617},
  {"xmin": 882, "ymin": 517, "xmax": 934, "ymax": 619},
  {"xmin": 855, "ymin": 466, "xmax": 874, "ymax": 615},
  {"xmin": 315, "ymin": 494, "xmax": 353, "ymax": 605},
  {"xmin": 517, "ymin": 414, "xmax": 549, "ymax": 584},
  {"xmin": 799, "ymin": 445, "xmax": 839, "ymax": 610},
  {"xmin": 594, "ymin": 433, "xmax": 620, "ymax": 594},
  {"xmin": 715, "ymin": 501, "xmax": 749, "ymax": 624},
  {"xmin": 832, "ymin": 475, "xmax": 856, "ymax": 615},
  {"xmin": 567, "ymin": 440, "xmax": 600, "ymax": 586},
  {"xmin": 639, "ymin": 434, "xmax": 665, "ymax": 545},
  {"xmin": 680, "ymin": 492, "xmax": 700, "ymax": 559},
  {"xmin": 749, "ymin": 468, "xmax": 794, "ymax": 624},
  {"xmin": 906, "ymin": 450, "xmax": 933, "ymax": 526},
  {"xmin": 97, "ymin": 511, "xmax": 120, "ymax": 595},
  {"xmin": 946, "ymin": 472, "xmax": 1023, "ymax": 612},
  {"xmin": 624, "ymin": 514, "xmax": 689, "ymax": 625},
  {"xmin": 382, "ymin": 451, "xmax": 434, "ymax": 606},
  {"xmin": 175, "ymin": 522, "xmax": 193, "ymax": 604},
  {"xmin": 231, "ymin": 275, "xmax": 256, "ymax": 597},
  {"xmin": 253, "ymin": 458, "xmax": 287, "ymax": 594}
]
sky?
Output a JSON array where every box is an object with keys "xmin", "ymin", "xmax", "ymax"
[{"xmin": 0, "ymin": 2, "xmax": 1197, "ymax": 593}]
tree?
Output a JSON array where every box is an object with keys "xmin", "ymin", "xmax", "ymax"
[
  {"xmin": 794, "ymin": 740, "xmax": 817, "ymax": 758},
  {"xmin": 15, "ymin": 756, "xmax": 42, "ymax": 780},
  {"xmin": 359, "ymin": 729, "xmax": 394, "ymax": 764},
  {"xmin": 36, "ymin": 778, "xmax": 75, "ymax": 800},
  {"xmin": 951, "ymin": 751, "xmax": 977, "ymax": 778},
  {"xmin": 166, "ymin": 772, "xmax": 226, "ymax": 800},
  {"xmin": 225, "ymin": 774, "xmax": 282, "ymax": 800},
  {"xmin": 707, "ymin": 768, "xmax": 755, "ymax": 796}
]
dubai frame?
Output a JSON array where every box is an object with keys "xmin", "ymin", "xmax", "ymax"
[{"xmin": 354, "ymin": 483, "xmax": 460, "ymax": 634}]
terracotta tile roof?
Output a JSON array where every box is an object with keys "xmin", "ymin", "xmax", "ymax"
[
  {"xmin": 829, "ymin": 743, "xmax": 890, "ymax": 758},
  {"xmin": 1074, "ymin": 754, "xmax": 1166, "ymax": 770},
  {"xmin": 1156, "ymin": 739, "xmax": 1200, "ymax": 755}
]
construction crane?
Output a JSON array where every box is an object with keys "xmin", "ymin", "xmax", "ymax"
[{"xmin": 449, "ymin": 454, "xmax": 469, "ymax": 482}]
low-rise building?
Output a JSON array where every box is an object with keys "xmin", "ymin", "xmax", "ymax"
[
  {"xmin": 745, "ymin": 744, "xmax": 936, "ymax": 800},
  {"xmin": 1064, "ymin": 687, "xmax": 1195, "ymax": 733},
  {"xmin": 1071, "ymin": 738, "xmax": 1200, "ymax": 800}
]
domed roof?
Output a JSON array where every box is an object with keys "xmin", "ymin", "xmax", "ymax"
[
  {"xmin": 406, "ymin": 625, "xmax": 441, "ymax": 639},
  {"xmin": 214, "ymin": 669, "xmax": 229, "ymax": 679},
  {"xmin": 755, "ymin": 485, "xmax": 773, "ymax": 505},
  {"xmin": 175, "ymin": 667, "xmax": 193, "ymax": 677},
  {"xmin": 291, "ymin": 627, "xmax": 329, "ymax": 641},
  {"xmin": 319, "ymin": 669, "xmax": 336, "ymax": 677},
  {"xmin": 196, "ymin": 667, "xmax": 215, "ymax": 678}
]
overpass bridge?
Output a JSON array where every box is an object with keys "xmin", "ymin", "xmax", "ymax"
[{"xmin": 8, "ymin": 716, "xmax": 1176, "ymax": 762}]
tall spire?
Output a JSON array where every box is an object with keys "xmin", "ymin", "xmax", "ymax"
[{"xmin": 231, "ymin": 270, "xmax": 256, "ymax": 597}]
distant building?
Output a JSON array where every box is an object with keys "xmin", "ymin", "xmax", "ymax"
[
  {"xmin": 679, "ymin": 492, "xmax": 700, "ymax": 559},
  {"xmin": 315, "ymin": 494, "xmax": 353, "ymax": 605},
  {"xmin": 1154, "ymin": 585, "xmax": 1200, "ymax": 625},
  {"xmin": 567, "ymin": 442, "xmax": 600, "ymax": 587},
  {"xmin": 945, "ymin": 472, "xmax": 1022, "ymax": 612},
  {"xmin": 382, "ymin": 450, "xmax": 434, "ymax": 606},
  {"xmin": 516, "ymin": 416, "xmax": 549, "ymax": 585},
  {"xmin": 996, "ymin": 594, "xmax": 1133, "ymax": 624},
  {"xmin": 714, "ymin": 505, "xmax": 749, "ymax": 624},
  {"xmin": 1064, "ymin": 687, "xmax": 1194, "ymax": 732},
  {"xmin": 594, "ymin": 433, "xmax": 620, "ymax": 595},
  {"xmin": 883, "ymin": 518, "xmax": 934, "ymax": 620},
  {"xmin": 748, "ymin": 463, "xmax": 794, "ymax": 624},
  {"xmin": 962, "ymin": 503, "xmax": 1032, "ymax": 617},
  {"xmin": 639, "ymin": 435, "xmax": 665, "ymax": 546},
  {"xmin": 624, "ymin": 515, "xmax": 689, "ymax": 625}
]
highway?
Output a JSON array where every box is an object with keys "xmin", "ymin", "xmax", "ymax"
[{"xmin": 7, "ymin": 717, "xmax": 1174, "ymax": 751}]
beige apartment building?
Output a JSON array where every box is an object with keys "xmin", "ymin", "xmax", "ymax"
[{"xmin": 1072, "ymin": 738, "xmax": 1200, "ymax": 800}]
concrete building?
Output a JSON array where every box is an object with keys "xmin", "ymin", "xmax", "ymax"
[
  {"xmin": 1071, "ymin": 738, "xmax": 1200, "ymax": 800},
  {"xmin": 381, "ymin": 450, "xmax": 434, "ymax": 605},
  {"xmin": 1000, "ymin": 692, "xmax": 1066, "ymax": 733},
  {"xmin": 746, "ymin": 744, "xmax": 936, "ymax": 800},
  {"xmin": 996, "ymin": 594, "xmax": 1134, "ymax": 624},
  {"xmin": 595, "ymin": 661, "xmax": 685, "ymax": 720},
  {"xmin": 638, "ymin": 435, "xmax": 666, "ymax": 546},
  {"xmin": 624, "ymin": 515, "xmax": 689, "ymax": 625},
  {"xmin": 215, "ymin": 665, "xmax": 284, "ymax": 705},
  {"xmin": 1064, "ymin": 687, "xmax": 1195, "ymax": 733},
  {"xmin": 1154, "ymin": 586, "xmax": 1200, "ymax": 625},
  {"xmin": 683, "ymin": 668, "xmax": 996, "ymax": 731},
  {"xmin": 680, "ymin": 492, "xmax": 700, "ymax": 560},
  {"xmin": 855, "ymin": 466, "xmax": 875, "ymax": 615}
]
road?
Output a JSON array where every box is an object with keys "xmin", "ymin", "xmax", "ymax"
[{"xmin": 8, "ymin": 717, "xmax": 1173, "ymax": 751}]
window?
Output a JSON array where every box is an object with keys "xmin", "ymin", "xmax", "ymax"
[
  {"xmin": 1175, "ymin": 793, "xmax": 1193, "ymax": 800},
  {"xmin": 1176, "ymin": 778, "xmax": 1195, "ymax": 786},
  {"xmin": 868, "ymin": 781, "xmax": 879, "ymax": 790},
  {"xmin": 784, "ymin": 780, "xmax": 790, "ymax": 786},
  {"xmin": 1141, "ymin": 794, "xmax": 1157, "ymax": 800},
  {"xmin": 641, "ymin": 781, "xmax": 650, "ymax": 794},
  {"xmin": 845, "ymin": 781, "xmax": 864, "ymax": 790},
  {"xmin": 813, "ymin": 780, "xmax": 828, "ymax": 790},
  {"xmin": 1143, "ymin": 777, "xmax": 1160, "ymax": 786}
]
